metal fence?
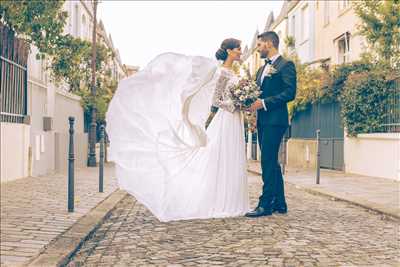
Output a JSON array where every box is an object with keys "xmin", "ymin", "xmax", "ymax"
[
  {"xmin": 0, "ymin": 23, "xmax": 29, "ymax": 124},
  {"xmin": 380, "ymin": 78, "xmax": 400, "ymax": 133},
  {"xmin": 291, "ymin": 101, "xmax": 344, "ymax": 170},
  {"xmin": 291, "ymin": 101, "xmax": 344, "ymax": 140}
]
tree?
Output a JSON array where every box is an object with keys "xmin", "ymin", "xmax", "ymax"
[
  {"xmin": 51, "ymin": 37, "xmax": 113, "ymax": 91},
  {"xmin": 0, "ymin": 1, "xmax": 114, "ymax": 91},
  {"xmin": 0, "ymin": 0, "xmax": 88, "ymax": 89},
  {"xmin": 353, "ymin": 0, "xmax": 400, "ymax": 69},
  {"xmin": 77, "ymin": 46, "xmax": 117, "ymax": 126},
  {"xmin": 1, "ymin": 0, "xmax": 116, "ymax": 125},
  {"xmin": 50, "ymin": 36, "xmax": 92, "ymax": 91},
  {"xmin": 284, "ymin": 36, "xmax": 295, "ymax": 49},
  {"xmin": 285, "ymin": 54, "xmax": 330, "ymax": 118},
  {"xmin": 340, "ymin": 70, "xmax": 397, "ymax": 136},
  {"xmin": 0, "ymin": 0, "xmax": 68, "ymax": 59}
]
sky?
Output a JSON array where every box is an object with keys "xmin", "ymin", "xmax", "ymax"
[{"xmin": 98, "ymin": 1, "xmax": 284, "ymax": 68}]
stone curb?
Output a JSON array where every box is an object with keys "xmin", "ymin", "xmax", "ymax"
[
  {"xmin": 25, "ymin": 190, "xmax": 128, "ymax": 267},
  {"xmin": 247, "ymin": 168, "xmax": 400, "ymax": 221}
]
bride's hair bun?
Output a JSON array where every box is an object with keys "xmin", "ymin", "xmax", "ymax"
[
  {"xmin": 215, "ymin": 38, "xmax": 241, "ymax": 62},
  {"xmin": 215, "ymin": 48, "xmax": 228, "ymax": 61}
]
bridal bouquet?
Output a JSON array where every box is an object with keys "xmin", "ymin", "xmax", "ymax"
[
  {"xmin": 230, "ymin": 66, "xmax": 260, "ymax": 132},
  {"xmin": 230, "ymin": 78, "xmax": 261, "ymax": 109}
]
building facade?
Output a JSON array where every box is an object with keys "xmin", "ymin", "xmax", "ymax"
[
  {"xmin": 244, "ymin": 0, "xmax": 399, "ymax": 180},
  {"xmin": 287, "ymin": 0, "xmax": 316, "ymax": 64},
  {"xmin": 1, "ymin": 0, "xmax": 128, "ymax": 182},
  {"xmin": 314, "ymin": 0, "xmax": 365, "ymax": 66}
]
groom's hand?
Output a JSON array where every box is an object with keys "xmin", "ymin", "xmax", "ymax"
[{"xmin": 248, "ymin": 99, "xmax": 264, "ymax": 112}]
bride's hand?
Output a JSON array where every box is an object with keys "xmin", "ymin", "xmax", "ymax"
[{"xmin": 248, "ymin": 99, "xmax": 263, "ymax": 112}]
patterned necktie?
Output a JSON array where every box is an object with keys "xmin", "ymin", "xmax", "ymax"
[{"xmin": 264, "ymin": 58, "xmax": 272, "ymax": 65}]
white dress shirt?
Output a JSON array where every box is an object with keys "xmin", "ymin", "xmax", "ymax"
[{"xmin": 261, "ymin": 54, "xmax": 280, "ymax": 111}]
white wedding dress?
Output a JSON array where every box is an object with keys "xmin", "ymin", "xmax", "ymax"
[{"xmin": 106, "ymin": 53, "xmax": 250, "ymax": 222}]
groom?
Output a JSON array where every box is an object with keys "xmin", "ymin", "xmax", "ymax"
[{"xmin": 246, "ymin": 31, "xmax": 297, "ymax": 217}]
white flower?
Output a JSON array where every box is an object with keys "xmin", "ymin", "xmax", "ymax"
[
  {"xmin": 264, "ymin": 65, "xmax": 277, "ymax": 77},
  {"xmin": 231, "ymin": 77, "xmax": 261, "ymax": 109}
]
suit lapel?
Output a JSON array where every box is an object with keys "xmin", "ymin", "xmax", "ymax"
[
  {"xmin": 272, "ymin": 55, "xmax": 284, "ymax": 71},
  {"xmin": 256, "ymin": 64, "xmax": 267, "ymax": 86},
  {"xmin": 260, "ymin": 56, "xmax": 284, "ymax": 87}
]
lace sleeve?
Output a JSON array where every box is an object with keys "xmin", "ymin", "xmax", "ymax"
[{"xmin": 211, "ymin": 70, "xmax": 236, "ymax": 113}]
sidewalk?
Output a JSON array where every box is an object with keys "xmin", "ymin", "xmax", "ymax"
[
  {"xmin": 248, "ymin": 160, "xmax": 400, "ymax": 220},
  {"xmin": 0, "ymin": 163, "xmax": 119, "ymax": 267}
]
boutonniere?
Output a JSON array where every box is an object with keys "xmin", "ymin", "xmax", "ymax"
[{"xmin": 264, "ymin": 64, "xmax": 277, "ymax": 77}]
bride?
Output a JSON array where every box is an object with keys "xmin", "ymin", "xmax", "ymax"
[{"xmin": 106, "ymin": 38, "xmax": 250, "ymax": 222}]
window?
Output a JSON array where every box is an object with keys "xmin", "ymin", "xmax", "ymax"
[
  {"xmin": 68, "ymin": 2, "xmax": 72, "ymax": 32},
  {"xmin": 324, "ymin": 1, "xmax": 330, "ymax": 25},
  {"xmin": 339, "ymin": 0, "xmax": 350, "ymax": 11},
  {"xmin": 337, "ymin": 32, "xmax": 350, "ymax": 64},
  {"xmin": 74, "ymin": 5, "xmax": 79, "ymax": 37},
  {"xmin": 82, "ymin": 14, "xmax": 87, "ymax": 39},
  {"xmin": 89, "ymin": 24, "xmax": 93, "ymax": 41},
  {"xmin": 40, "ymin": 59, "xmax": 46, "ymax": 83},
  {"xmin": 278, "ymin": 30, "xmax": 282, "ymax": 51},
  {"xmin": 291, "ymin": 15, "xmax": 296, "ymax": 39},
  {"xmin": 301, "ymin": 5, "xmax": 309, "ymax": 42}
]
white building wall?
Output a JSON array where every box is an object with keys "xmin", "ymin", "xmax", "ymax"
[
  {"xmin": 344, "ymin": 133, "xmax": 400, "ymax": 180},
  {"xmin": 2, "ymin": 0, "xmax": 126, "ymax": 182},
  {"xmin": 0, "ymin": 124, "xmax": 31, "ymax": 182},
  {"xmin": 272, "ymin": 18, "xmax": 288, "ymax": 54},
  {"xmin": 314, "ymin": 0, "xmax": 365, "ymax": 65},
  {"xmin": 54, "ymin": 90, "xmax": 88, "ymax": 173},
  {"xmin": 27, "ymin": 43, "xmax": 57, "ymax": 177},
  {"xmin": 287, "ymin": 0, "xmax": 316, "ymax": 63},
  {"xmin": 28, "ymin": 78, "xmax": 56, "ymax": 177}
]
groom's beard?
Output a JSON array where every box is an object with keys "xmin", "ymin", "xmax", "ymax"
[{"xmin": 259, "ymin": 50, "xmax": 268, "ymax": 59}]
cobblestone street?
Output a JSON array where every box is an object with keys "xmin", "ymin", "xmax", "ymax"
[
  {"xmin": 0, "ymin": 164, "xmax": 117, "ymax": 266},
  {"xmin": 68, "ymin": 174, "xmax": 399, "ymax": 266}
]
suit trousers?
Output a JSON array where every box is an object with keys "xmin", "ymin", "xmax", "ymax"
[{"xmin": 257, "ymin": 123, "xmax": 287, "ymax": 209}]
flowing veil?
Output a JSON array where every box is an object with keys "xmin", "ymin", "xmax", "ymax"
[{"xmin": 106, "ymin": 53, "xmax": 221, "ymax": 220}]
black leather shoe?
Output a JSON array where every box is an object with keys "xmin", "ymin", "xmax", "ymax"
[
  {"xmin": 245, "ymin": 207, "xmax": 272, "ymax": 218},
  {"xmin": 272, "ymin": 206, "xmax": 287, "ymax": 214}
]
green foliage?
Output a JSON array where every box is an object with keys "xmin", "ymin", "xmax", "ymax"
[
  {"xmin": 50, "ymin": 36, "xmax": 115, "ymax": 124},
  {"xmin": 340, "ymin": 69, "xmax": 397, "ymax": 136},
  {"xmin": 50, "ymin": 36, "xmax": 92, "ymax": 91},
  {"xmin": 353, "ymin": 0, "xmax": 400, "ymax": 68},
  {"xmin": 1, "ymin": 1, "xmax": 118, "ymax": 125},
  {"xmin": 280, "ymin": 1, "xmax": 400, "ymax": 135},
  {"xmin": 0, "ymin": 0, "xmax": 68, "ymax": 58},
  {"xmin": 50, "ymin": 37, "xmax": 113, "ymax": 91},
  {"xmin": 77, "ymin": 63, "xmax": 118, "ymax": 124},
  {"xmin": 325, "ymin": 60, "xmax": 372, "ymax": 101},
  {"xmin": 288, "ymin": 56, "xmax": 399, "ymax": 136},
  {"xmin": 286, "ymin": 54, "xmax": 330, "ymax": 118},
  {"xmin": 284, "ymin": 36, "xmax": 295, "ymax": 48}
]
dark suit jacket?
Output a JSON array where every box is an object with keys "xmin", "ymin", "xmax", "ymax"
[{"xmin": 256, "ymin": 56, "xmax": 296, "ymax": 127}]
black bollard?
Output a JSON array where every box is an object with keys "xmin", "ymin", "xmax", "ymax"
[
  {"xmin": 99, "ymin": 125, "xmax": 105, "ymax": 193},
  {"xmin": 251, "ymin": 131, "xmax": 258, "ymax": 160},
  {"xmin": 316, "ymin": 129, "xmax": 321, "ymax": 184},
  {"xmin": 68, "ymin": 117, "xmax": 75, "ymax": 212},
  {"xmin": 103, "ymin": 121, "xmax": 108, "ymax": 163}
]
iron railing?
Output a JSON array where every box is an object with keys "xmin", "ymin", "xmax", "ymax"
[
  {"xmin": 380, "ymin": 78, "xmax": 400, "ymax": 133},
  {"xmin": 0, "ymin": 23, "xmax": 28, "ymax": 124}
]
